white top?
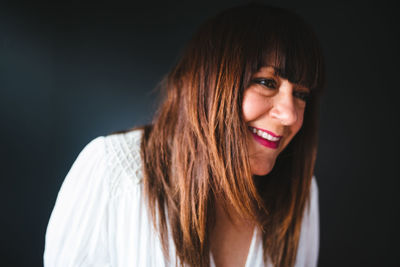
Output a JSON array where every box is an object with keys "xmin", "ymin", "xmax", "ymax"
[{"xmin": 44, "ymin": 129, "xmax": 319, "ymax": 267}]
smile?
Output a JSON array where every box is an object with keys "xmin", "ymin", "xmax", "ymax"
[{"xmin": 248, "ymin": 126, "xmax": 282, "ymax": 149}]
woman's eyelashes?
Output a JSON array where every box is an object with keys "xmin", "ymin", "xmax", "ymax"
[
  {"xmin": 252, "ymin": 78, "xmax": 277, "ymax": 89},
  {"xmin": 252, "ymin": 78, "xmax": 310, "ymax": 102},
  {"xmin": 293, "ymin": 91, "xmax": 310, "ymax": 102}
]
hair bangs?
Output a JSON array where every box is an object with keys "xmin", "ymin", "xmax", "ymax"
[{"xmin": 237, "ymin": 6, "xmax": 324, "ymax": 93}]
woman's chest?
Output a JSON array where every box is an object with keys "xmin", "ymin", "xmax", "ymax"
[
  {"xmin": 210, "ymin": 223, "xmax": 256, "ymax": 267},
  {"xmin": 108, "ymin": 191, "xmax": 266, "ymax": 266}
]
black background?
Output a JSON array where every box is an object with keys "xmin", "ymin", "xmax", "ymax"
[{"xmin": 1, "ymin": 0, "xmax": 399, "ymax": 266}]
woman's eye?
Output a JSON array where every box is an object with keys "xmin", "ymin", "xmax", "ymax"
[
  {"xmin": 293, "ymin": 91, "xmax": 310, "ymax": 102},
  {"xmin": 252, "ymin": 78, "xmax": 277, "ymax": 89}
]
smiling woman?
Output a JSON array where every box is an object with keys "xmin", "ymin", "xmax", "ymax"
[
  {"xmin": 44, "ymin": 3, "xmax": 324, "ymax": 267},
  {"xmin": 243, "ymin": 67, "xmax": 311, "ymax": 175}
]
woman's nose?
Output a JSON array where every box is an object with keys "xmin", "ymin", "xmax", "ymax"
[{"xmin": 270, "ymin": 85, "xmax": 298, "ymax": 126}]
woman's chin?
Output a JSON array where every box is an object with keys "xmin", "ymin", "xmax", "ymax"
[{"xmin": 250, "ymin": 161, "xmax": 274, "ymax": 176}]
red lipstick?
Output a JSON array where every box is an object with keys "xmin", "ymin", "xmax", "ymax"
[{"xmin": 248, "ymin": 126, "xmax": 282, "ymax": 149}]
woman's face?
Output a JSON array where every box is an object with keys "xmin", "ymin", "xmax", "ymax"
[{"xmin": 242, "ymin": 66, "xmax": 310, "ymax": 175}]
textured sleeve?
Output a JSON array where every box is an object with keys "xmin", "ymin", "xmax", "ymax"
[
  {"xmin": 295, "ymin": 176, "xmax": 320, "ymax": 267},
  {"xmin": 44, "ymin": 137, "xmax": 111, "ymax": 267}
]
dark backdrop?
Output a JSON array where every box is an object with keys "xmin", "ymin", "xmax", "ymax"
[{"xmin": 1, "ymin": 1, "xmax": 399, "ymax": 266}]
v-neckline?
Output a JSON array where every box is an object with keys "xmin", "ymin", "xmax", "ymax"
[{"xmin": 210, "ymin": 226, "xmax": 259, "ymax": 267}]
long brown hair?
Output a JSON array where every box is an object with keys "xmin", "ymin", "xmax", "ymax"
[{"xmin": 139, "ymin": 4, "xmax": 324, "ymax": 267}]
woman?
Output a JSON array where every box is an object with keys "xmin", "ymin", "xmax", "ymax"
[{"xmin": 44, "ymin": 3, "xmax": 324, "ymax": 267}]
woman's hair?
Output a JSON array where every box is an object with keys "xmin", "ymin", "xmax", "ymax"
[{"xmin": 139, "ymin": 3, "xmax": 324, "ymax": 267}]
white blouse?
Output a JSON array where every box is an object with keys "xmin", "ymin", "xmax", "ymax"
[{"xmin": 44, "ymin": 129, "xmax": 319, "ymax": 267}]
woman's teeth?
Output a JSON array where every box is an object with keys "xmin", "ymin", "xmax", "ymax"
[{"xmin": 251, "ymin": 127, "xmax": 281, "ymax": 142}]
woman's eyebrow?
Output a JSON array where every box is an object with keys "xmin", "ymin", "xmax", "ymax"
[
  {"xmin": 256, "ymin": 65, "xmax": 279, "ymax": 76},
  {"xmin": 295, "ymin": 84, "xmax": 310, "ymax": 91},
  {"xmin": 267, "ymin": 65, "xmax": 284, "ymax": 77},
  {"xmin": 271, "ymin": 66, "xmax": 280, "ymax": 74}
]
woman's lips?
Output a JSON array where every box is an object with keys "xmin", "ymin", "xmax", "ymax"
[{"xmin": 248, "ymin": 126, "xmax": 282, "ymax": 149}]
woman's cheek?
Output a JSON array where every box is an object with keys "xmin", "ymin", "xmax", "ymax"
[{"xmin": 242, "ymin": 90, "xmax": 270, "ymax": 122}]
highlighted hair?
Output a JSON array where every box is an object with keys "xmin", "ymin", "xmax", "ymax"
[{"xmin": 140, "ymin": 4, "xmax": 324, "ymax": 267}]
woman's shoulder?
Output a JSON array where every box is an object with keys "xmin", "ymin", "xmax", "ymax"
[
  {"xmin": 101, "ymin": 128, "xmax": 145, "ymax": 196},
  {"xmin": 104, "ymin": 129, "xmax": 144, "ymax": 180},
  {"xmin": 44, "ymin": 128, "xmax": 146, "ymax": 265},
  {"xmin": 71, "ymin": 128, "xmax": 145, "ymax": 198}
]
